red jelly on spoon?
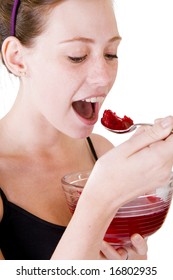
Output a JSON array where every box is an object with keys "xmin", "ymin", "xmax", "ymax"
[
  {"xmin": 101, "ymin": 110, "xmax": 152, "ymax": 134},
  {"xmin": 101, "ymin": 109, "xmax": 134, "ymax": 130}
]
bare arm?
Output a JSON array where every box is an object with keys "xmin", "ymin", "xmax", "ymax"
[{"xmin": 51, "ymin": 116, "xmax": 173, "ymax": 259}]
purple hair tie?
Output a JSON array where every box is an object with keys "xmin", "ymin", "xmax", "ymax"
[{"xmin": 10, "ymin": 0, "xmax": 21, "ymax": 36}]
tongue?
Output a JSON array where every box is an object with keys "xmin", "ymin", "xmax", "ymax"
[{"xmin": 72, "ymin": 101, "xmax": 94, "ymax": 119}]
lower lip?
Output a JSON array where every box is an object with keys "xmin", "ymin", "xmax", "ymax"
[{"xmin": 73, "ymin": 102, "xmax": 99, "ymax": 126}]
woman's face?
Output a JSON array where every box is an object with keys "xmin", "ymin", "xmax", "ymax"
[{"xmin": 24, "ymin": 0, "xmax": 121, "ymax": 138}]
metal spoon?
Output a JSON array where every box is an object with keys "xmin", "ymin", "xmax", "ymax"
[{"xmin": 102, "ymin": 123, "xmax": 153, "ymax": 134}]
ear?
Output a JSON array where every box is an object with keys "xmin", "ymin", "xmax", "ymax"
[{"xmin": 1, "ymin": 36, "xmax": 27, "ymax": 76}]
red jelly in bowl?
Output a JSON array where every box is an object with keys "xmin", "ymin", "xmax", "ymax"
[{"xmin": 62, "ymin": 171, "xmax": 173, "ymax": 247}]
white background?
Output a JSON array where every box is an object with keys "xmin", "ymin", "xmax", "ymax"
[
  {"xmin": 0, "ymin": 0, "xmax": 173, "ymax": 265},
  {"xmin": 94, "ymin": 0, "xmax": 173, "ymax": 263}
]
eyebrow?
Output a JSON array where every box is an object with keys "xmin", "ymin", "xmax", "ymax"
[{"xmin": 59, "ymin": 35, "xmax": 122, "ymax": 44}]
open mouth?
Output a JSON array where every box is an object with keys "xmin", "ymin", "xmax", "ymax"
[{"xmin": 72, "ymin": 97, "xmax": 103, "ymax": 120}]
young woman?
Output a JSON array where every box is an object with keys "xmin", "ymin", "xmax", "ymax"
[{"xmin": 0, "ymin": 0, "xmax": 173, "ymax": 260}]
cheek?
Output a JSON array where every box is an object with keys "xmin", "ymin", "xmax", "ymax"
[
  {"xmin": 33, "ymin": 75, "xmax": 77, "ymax": 125},
  {"xmin": 108, "ymin": 63, "xmax": 119, "ymax": 90},
  {"xmin": 113, "ymin": 62, "xmax": 119, "ymax": 79}
]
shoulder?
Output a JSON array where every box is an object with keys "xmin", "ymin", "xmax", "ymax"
[{"xmin": 89, "ymin": 133, "xmax": 114, "ymax": 158}]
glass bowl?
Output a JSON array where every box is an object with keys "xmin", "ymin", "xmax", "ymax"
[{"xmin": 62, "ymin": 170, "xmax": 173, "ymax": 247}]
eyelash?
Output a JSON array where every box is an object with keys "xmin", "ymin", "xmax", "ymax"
[
  {"xmin": 68, "ymin": 53, "xmax": 118, "ymax": 64},
  {"xmin": 68, "ymin": 55, "xmax": 87, "ymax": 63},
  {"xmin": 104, "ymin": 54, "xmax": 118, "ymax": 60}
]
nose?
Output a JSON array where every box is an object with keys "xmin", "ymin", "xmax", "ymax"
[{"xmin": 86, "ymin": 57, "xmax": 118, "ymax": 87}]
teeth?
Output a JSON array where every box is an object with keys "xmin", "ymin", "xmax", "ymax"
[
  {"xmin": 85, "ymin": 98, "xmax": 92, "ymax": 102},
  {"xmin": 82, "ymin": 97, "xmax": 104, "ymax": 103},
  {"xmin": 91, "ymin": 97, "xmax": 97, "ymax": 103}
]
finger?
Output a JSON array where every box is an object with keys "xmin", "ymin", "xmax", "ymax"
[
  {"xmin": 101, "ymin": 241, "xmax": 128, "ymax": 260},
  {"xmin": 130, "ymin": 234, "xmax": 148, "ymax": 256},
  {"xmin": 116, "ymin": 247, "xmax": 129, "ymax": 260},
  {"xmin": 154, "ymin": 118, "xmax": 163, "ymax": 124}
]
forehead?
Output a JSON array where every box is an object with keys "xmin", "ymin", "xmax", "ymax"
[{"xmin": 42, "ymin": 0, "xmax": 120, "ymax": 43}]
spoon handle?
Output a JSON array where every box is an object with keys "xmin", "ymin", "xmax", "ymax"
[
  {"xmin": 135, "ymin": 123, "xmax": 173, "ymax": 134},
  {"xmin": 135, "ymin": 123, "xmax": 152, "ymax": 126}
]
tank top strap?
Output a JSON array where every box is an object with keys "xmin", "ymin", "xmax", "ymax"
[
  {"xmin": 86, "ymin": 137, "xmax": 98, "ymax": 162},
  {"xmin": 0, "ymin": 188, "xmax": 8, "ymax": 202}
]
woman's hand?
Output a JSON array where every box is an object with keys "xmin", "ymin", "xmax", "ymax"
[
  {"xmin": 86, "ymin": 116, "xmax": 173, "ymax": 211},
  {"xmin": 100, "ymin": 234, "xmax": 147, "ymax": 260}
]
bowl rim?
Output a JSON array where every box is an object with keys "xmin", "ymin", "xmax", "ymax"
[{"xmin": 61, "ymin": 170, "xmax": 173, "ymax": 195}]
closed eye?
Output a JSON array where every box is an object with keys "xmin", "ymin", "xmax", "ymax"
[
  {"xmin": 104, "ymin": 54, "xmax": 118, "ymax": 60},
  {"xmin": 68, "ymin": 55, "xmax": 87, "ymax": 63}
]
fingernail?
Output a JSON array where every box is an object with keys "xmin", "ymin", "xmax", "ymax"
[
  {"xmin": 132, "ymin": 234, "xmax": 142, "ymax": 243},
  {"xmin": 161, "ymin": 117, "xmax": 172, "ymax": 128}
]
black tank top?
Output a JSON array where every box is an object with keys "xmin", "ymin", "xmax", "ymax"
[{"xmin": 0, "ymin": 137, "xmax": 98, "ymax": 260}]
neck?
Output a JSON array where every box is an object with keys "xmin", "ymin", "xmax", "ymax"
[{"xmin": 0, "ymin": 91, "xmax": 81, "ymax": 155}]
